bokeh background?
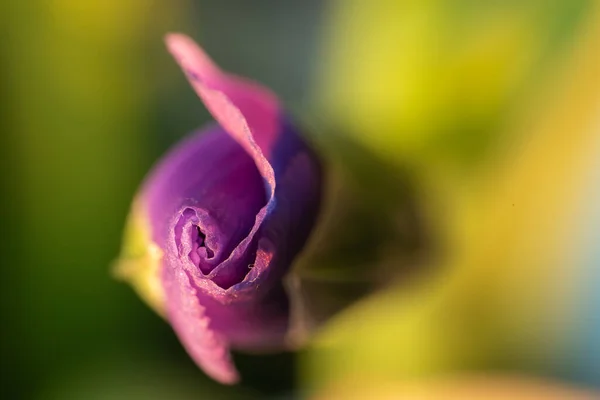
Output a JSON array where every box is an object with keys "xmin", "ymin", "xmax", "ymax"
[{"xmin": 1, "ymin": 1, "xmax": 598, "ymax": 399}]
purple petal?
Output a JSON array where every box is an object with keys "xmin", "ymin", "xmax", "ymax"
[{"xmin": 135, "ymin": 34, "xmax": 321, "ymax": 383}]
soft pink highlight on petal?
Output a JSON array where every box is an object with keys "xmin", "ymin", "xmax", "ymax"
[
  {"xmin": 165, "ymin": 33, "xmax": 279, "ymax": 191},
  {"xmin": 163, "ymin": 266, "xmax": 239, "ymax": 384}
]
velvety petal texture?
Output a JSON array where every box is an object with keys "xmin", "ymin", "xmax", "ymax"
[{"xmin": 117, "ymin": 33, "xmax": 321, "ymax": 384}]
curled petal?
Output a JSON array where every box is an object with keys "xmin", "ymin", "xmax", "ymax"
[{"xmin": 119, "ymin": 34, "xmax": 322, "ymax": 384}]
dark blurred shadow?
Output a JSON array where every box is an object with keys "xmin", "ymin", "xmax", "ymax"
[{"xmin": 293, "ymin": 124, "xmax": 436, "ymax": 329}]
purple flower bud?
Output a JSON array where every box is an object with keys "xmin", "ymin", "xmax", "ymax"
[{"xmin": 116, "ymin": 34, "xmax": 322, "ymax": 384}]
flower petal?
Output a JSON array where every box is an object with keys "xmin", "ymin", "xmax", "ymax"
[
  {"xmin": 119, "ymin": 34, "xmax": 323, "ymax": 383},
  {"xmin": 165, "ymin": 33, "xmax": 278, "ymax": 188}
]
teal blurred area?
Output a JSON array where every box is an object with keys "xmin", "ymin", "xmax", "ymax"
[
  {"xmin": 569, "ymin": 149, "xmax": 600, "ymax": 386},
  {"xmin": 0, "ymin": 1, "xmax": 323, "ymax": 398}
]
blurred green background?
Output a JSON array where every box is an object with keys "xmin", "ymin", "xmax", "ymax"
[{"xmin": 1, "ymin": 1, "xmax": 599, "ymax": 399}]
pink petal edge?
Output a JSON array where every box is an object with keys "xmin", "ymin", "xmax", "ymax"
[
  {"xmin": 165, "ymin": 33, "xmax": 280, "ymax": 191},
  {"xmin": 164, "ymin": 267, "xmax": 240, "ymax": 384},
  {"xmin": 162, "ymin": 33, "xmax": 286, "ymax": 384}
]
